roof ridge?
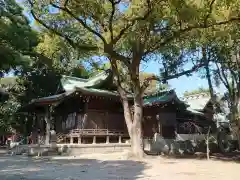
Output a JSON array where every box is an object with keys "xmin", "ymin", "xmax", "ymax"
[
  {"xmin": 182, "ymin": 93, "xmax": 210, "ymax": 100},
  {"xmin": 143, "ymin": 89, "xmax": 175, "ymax": 98},
  {"xmin": 88, "ymin": 69, "xmax": 111, "ymax": 80},
  {"xmin": 61, "ymin": 75, "xmax": 88, "ymax": 82}
]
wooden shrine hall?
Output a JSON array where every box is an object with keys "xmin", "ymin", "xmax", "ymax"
[
  {"xmin": 19, "ymin": 70, "xmax": 131, "ymax": 145},
  {"xmin": 18, "ymin": 69, "xmax": 215, "ymax": 146}
]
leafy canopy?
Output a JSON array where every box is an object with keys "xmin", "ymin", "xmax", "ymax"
[
  {"xmin": 0, "ymin": 0, "xmax": 38, "ymax": 76},
  {"xmin": 25, "ymin": 0, "xmax": 240, "ymax": 92}
]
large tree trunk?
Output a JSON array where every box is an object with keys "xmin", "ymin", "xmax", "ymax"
[
  {"xmin": 231, "ymin": 101, "xmax": 240, "ymax": 150},
  {"xmin": 131, "ymin": 96, "xmax": 144, "ymax": 158},
  {"xmin": 205, "ymin": 62, "xmax": 214, "ymax": 97},
  {"xmin": 121, "ymin": 93, "xmax": 144, "ymax": 158},
  {"xmin": 110, "ymin": 56, "xmax": 144, "ymax": 158}
]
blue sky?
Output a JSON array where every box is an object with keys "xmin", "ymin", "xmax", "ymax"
[
  {"xmin": 15, "ymin": 1, "xmax": 225, "ymax": 97},
  {"xmin": 142, "ymin": 60, "xmax": 215, "ymax": 97}
]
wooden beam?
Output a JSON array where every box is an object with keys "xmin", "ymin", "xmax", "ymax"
[
  {"xmin": 44, "ymin": 106, "xmax": 51, "ymax": 145},
  {"xmin": 82, "ymin": 97, "xmax": 89, "ymax": 128}
]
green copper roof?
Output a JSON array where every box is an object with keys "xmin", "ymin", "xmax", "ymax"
[
  {"xmin": 76, "ymin": 87, "xmax": 118, "ymax": 96},
  {"xmin": 143, "ymin": 90, "xmax": 183, "ymax": 106},
  {"xmin": 75, "ymin": 87, "xmax": 133, "ymax": 98},
  {"xmin": 61, "ymin": 70, "xmax": 114, "ymax": 91},
  {"xmin": 23, "ymin": 87, "xmax": 128, "ymax": 108},
  {"xmin": 30, "ymin": 91, "xmax": 75, "ymax": 104}
]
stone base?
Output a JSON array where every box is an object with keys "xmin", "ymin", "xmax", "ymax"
[
  {"xmin": 27, "ymin": 145, "xmax": 58, "ymax": 156},
  {"xmin": 8, "ymin": 143, "xmax": 131, "ymax": 156},
  {"xmin": 57, "ymin": 143, "xmax": 131, "ymax": 156},
  {"xmin": 143, "ymin": 136, "xmax": 239, "ymax": 155}
]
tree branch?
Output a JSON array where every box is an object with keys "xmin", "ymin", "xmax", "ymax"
[
  {"xmin": 231, "ymin": 74, "xmax": 236, "ymax": 103},
  {"xmin": 141, "ymin": 63, "xmax": 205, "ymax": 91},
  {"xmin": 104, "ymin": 44, "xmax": 131, "ymax": 67},
  {"xmin": 215, "ymin": 63, "xmax": 231, "ymax": 92},
  {"xmin": 110, "ymin": 58, "xmax": 127, "ymax": 92},
  {"xmin": 27, "ymin": 0, "xmax": 97, "ymax": 51},
  {"xmin": 204, "ymin": 0, "xmax": 216, "ymax": 26},
  {"xmin": 22, "ymin": 51, "xmax": 55, "ymax": 68},
  {"xmin": 49, "ymin": 1, "xmax": 107, "ymax": 44},
  {"xmin": 146, "ymin": 14, "xmax": 240, "ymax": 55},
  {"xmin": 108, "ymin": 0, "xmax": 121, "ymax": 42},
  {"xmin": 112, "ymin": 0, "xmax": 152, "ymax": 44},
  {"xmin": 63, "ymin": 0, "xmax": 69, "ymax": 7}
]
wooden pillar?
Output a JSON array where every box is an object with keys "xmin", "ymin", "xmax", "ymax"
[
  {"xmin": 82, "ymin": 97, "xmax": 89, "ymax": 129},
  {"xmin": 118, "ymin": 136, "xmax": 122, "ymax": 144},
  {"xmin": 92, "ymin": 136, "xmax": 96, "ymax": 144},
  {"xmin": 32, "ymin": 114, "xmax": 38, "ymax": 144},
  {"xmin": 70, "ymin": 136, "xmax": 73, "ymax": 144},
  {"xmin": 157, "ymin": 114, "xmax": 161, "ymax": 135},
  {"xmin": 106, "ymin": 136, "xmax": 109, "ymax": 144},
  {"xmin": 78, "ymin": 136, "xmax": 82, "ymax": 144},
  {"xmin": 44, "ymin": 106, "xmax": 51, "ymax": 145},
  {"xmin": 105, "ymin": 112, "xmax": 108, "ymax": 129}
]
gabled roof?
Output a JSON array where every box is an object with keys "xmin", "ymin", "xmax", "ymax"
[
  {"xmin": 143, "ymin": 90, "xmax": 185, "ymax": 107},
  {"xmin": 75, "ymin": 87, "xmax": 120, "ymax": 97},
  {"xmin": 29, "ymin": 87, "xmax": 132, "ymax": 105},
  {"xmin": 17, "ymin": 91, "xmax": 76, "ymax": 112},
  {"xmin": 30, "ymin": 91, "xmax": 75, "ymax": 105},
  {"xmin": 181, "ymin": 93, "xmax": 211, "ymax": 110},
  {"xmin": 60, "ymin": 69, "xmax": 114, "ymax": 91}
]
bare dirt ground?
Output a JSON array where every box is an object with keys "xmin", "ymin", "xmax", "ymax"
[{"xmin": 0, "ymin": 152, "xmax": 239, "ymax": 180}]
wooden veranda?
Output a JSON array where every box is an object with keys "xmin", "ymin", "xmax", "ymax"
[{"xmin": 57, "ymin": 128, "xmax": 130, "ymax": 144}]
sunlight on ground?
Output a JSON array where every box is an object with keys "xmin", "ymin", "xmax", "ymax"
[{"xmin": 0, "ymin": 152, "xmax": 239, "ymax": 180}]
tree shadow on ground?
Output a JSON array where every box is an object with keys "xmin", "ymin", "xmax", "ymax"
[
  {"xmin": 0, "ymin": 155, "xmax": 146, "ymax": 180},
  {"xmin": 162, "ymin": 151, "xmax": 240, "ymax": 163}
]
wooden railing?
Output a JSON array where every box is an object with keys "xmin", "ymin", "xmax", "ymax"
[
  {"xmin": 57, "ymin": 133, "xmax": 66, "ymax": 143},
  {"xmin": 69, "ymin": 129, "xmax": 126, "ymax": 136}
]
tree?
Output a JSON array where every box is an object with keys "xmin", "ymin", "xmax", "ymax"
[
  {"xmin": 0, "ymin": 0, "xmax": 91, "ymax": 135},
  {"xmin": 211, "ymin": 42, "xmax": 240, "ymax": 125},
  {"xmin": 0, "ymin": 32, "xmax": 90, "ymax": 135},
  {"xmin": 33, "ymin": 32, "xmax": 91, "ymax": 77},
  {"xmin": 25, "ymin": 0, "xmax": 240, "ymax": 157},
  {"xmin": 0, "ymin": 0, "xmax": 39, "ymax": 133},
  {"xmin": 97, "ymin": 61, "xmax": 161, "ymax": 94},
  {"xmin": 13, "ymin": 32, "xmax": 91, "ymax": 135},
  {"xmin": 197, "ymin": 18, "xmax": 240, "ymax": 123},
  {"xmin": 0, "ymin": 0, "xmax": 38, "ymax": 76}
]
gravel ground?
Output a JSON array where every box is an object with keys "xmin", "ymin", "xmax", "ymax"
[{"xmin": 0, "ymin": 152, "xmax": 239, "ymax": 180}]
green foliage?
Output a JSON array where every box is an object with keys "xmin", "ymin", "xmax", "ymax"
[
  {"xmin": 0, "ymin": 0, "xmax": 38, "ymax": 76},
  {"xmin": 0, "ymin": 0, "xmax": 38, "ymax": 133},
  {"xmin": 24, "ymin": 0, "xmax": 240, "ymax": 92},
  {"xmin": 0, "ymin": 77, "xmax": 23, "ymax": 133},
  {"xmin": 0, "ymin": 1, "xmax": 91, "ymax": 133},
  {"xmin": 11, "ymin": 32, "xmax": 91, "ymax": 133},
  {"xmin": 208, "ymin": 40, "xmax": 240, "ymax": 122}
]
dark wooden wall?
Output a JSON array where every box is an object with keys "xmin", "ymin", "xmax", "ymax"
[
  {"xmin": 85, "ymin": 110, "xmax": 126, "ymax": 131},
  {"xmin": 143, "ymin": 116, "xmax": 158, "ymax": 137},
  {"xmin": 54, "ymin": 96, "xmax": 128, "ymax": 134},
  {"xmin": 143, "ymin": 103, "xmax": 178, "ymax": 138},
  {"xmin": 88, "ymin": 98, "xmax": 123, "ymax": 112}
]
